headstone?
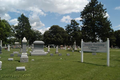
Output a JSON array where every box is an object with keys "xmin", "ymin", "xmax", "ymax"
[
  {"xmin": 55, "ymin": 46, "xmax": 59, "ymax": 54},
  {"xmin": 64, "ymin": 46, "xmax": 66, "ymax": 50},
  {"xmin": 8, "ymin": 58, "xmax": 13, "ymax": 61},
  {"xmin": 31, "ymin": 59, "xmax": 34, "ymax": 61},
  {"xmin": 50, "ymin": 53, "xmax": 53, "ymax": 56},
  {"xmin": 10, "ymin": 54, "xmax": 14, "ymax": 57},
  {"xmin": 66, "ymin": 53, "xmax": 70, "ymax": 56},
  {"xmin": 15, "ymin": 42, "xmax": 20, "ymax": 48},
  {"xmin": 31, "ymin": 41, "xmax": 48, "ymax": 55},
  {"xmin": 0, "ymin": 45, "xmax": 2, "ymax": 54},
  {"xmin": 20, "ymin": 37, "xmax": 28, "ymax": 62},
  {"xmin": 16, "ymin": 66, "xmax": 26, "ymax": 71},
  {"xmin": 13, "ymin": 51, "xmax": 19, "ymax": 54},
  {"xmin": 58, "ymin": 53, "xmax": 62, "ymax": 56},
  {"xmin": 0, "ymin": 40, "xmax": 2, "ymax": 48},
  {"xmin": 8, "ymin": 45, "xmax": 10, "ymax": 51},
  {"xmin": 48, "ymin": 45, "xmax": 50, "ymax": 52},
  {"xmin": 0, "ymin": 61, "xmax": 2, "ymax": 70},
  {"xmin": 17, "ymin": 54, "xmax": 21, "ymax": 57},
  {"xmin": 73, "ymin": 41, "xmax": 77, "ymax": 50}
]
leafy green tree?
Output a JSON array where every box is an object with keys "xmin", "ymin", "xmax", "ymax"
[
  {"xmin": 29, "ymin": 29, "xmax": 43, "ymax": 44},
  {"xmin": 80, "ymin": 0, "xmax": 113, "ymax": 42},
  {"xmin": 0, "ymin": 19, "xmax": 11, "ymax": 44},
  {"xmin": 65, "ymin": 20, "xmax": 81, "ymax": 45},
  {"xmin": 114, "ymin": 30, "xmax": 120, "ymax": 48},
  {"xmin": 14, "ymin": 14, "xmax": 32, "ymax": 44},
  {"xmin": 44, "ymin": 25, "xmax": 68, "ymax": 45}
]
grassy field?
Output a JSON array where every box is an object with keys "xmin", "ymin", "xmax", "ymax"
[{"xmin": 0, "ymin": 48, "xmax": 120, "ymax": 80}]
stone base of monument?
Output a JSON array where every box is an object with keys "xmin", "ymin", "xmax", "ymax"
[
  {"xmin": 31, "ymin": 50, "xmax": 48, "ymax": 56},
  {"xmin": 20, "ymin": 53, "xmax": 28, "ymax": 62}
]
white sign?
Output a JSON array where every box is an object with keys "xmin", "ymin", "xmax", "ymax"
[
  {"xmin": 81, "ymin": 38, "xmax": 110, "ymax": 67},
  {"xmin": 83, "ymin": 42, "xmax": 107, "ymax": 52}
]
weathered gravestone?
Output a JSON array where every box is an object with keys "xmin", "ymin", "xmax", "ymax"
[
  {"xmin": 20, "ymin": 37, "xmax": 28, "ymax": 62},
  {"xmin": 15, "ymin": 42, "xmax": 20, "ymax": 48},
  {"xmin": 10, "ymin": 54, "xmax": 14, "ymax": 57},
  {"xmin": 0, "ymin": 61, "xmax": 2, "ymax": 70},
  {"xmin": 48, "ymin": 45, "xmax": 50, "ymax": 53},
  {"xmin": 16, "ymin": 66, "xmax": 26, "ymax": 71},
  {"xmin": 66, "ymin": 53, "xmax": 70, "ymax": 56},
  {"xmin": 55, "ymin": 46, "xmax": 59, "ymax": 54},
  {"xmin": 31, "ymin": 41, "xmax": 48, "ymax": 55},
  {"xmin": 50, "ymin": 53, "xmax": 53, "ymax": 56},
  {"xmin": 8, "ymin": 58, "xmax": 13, "ymax": 61},
  {"xmin": 58, "ymin": 53, "xmax": 62, "ymax": 56},
  {"xmin": 8, "ymin": 45, "xmax": 10, "ymax": 51}
]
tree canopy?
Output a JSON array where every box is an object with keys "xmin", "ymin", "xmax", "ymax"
[
  {"xmin": 81, "ymin": 0, "xmax": 113, "ymax": 42},
  {"xmin": 44, "ymin": 25, "xmax": 68, "ymax": 45},
  {"xmin": 65, "ymin": 20, "xmax": 81, "ymax": 45}
]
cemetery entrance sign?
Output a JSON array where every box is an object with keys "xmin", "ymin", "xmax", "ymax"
[
  {"xmin": 81, "ymin": 38, "xmax": 110, "ymax": 66},
  {"xmin": 83, "ymin": 42, "xmax": 107, "ymax": 52}
]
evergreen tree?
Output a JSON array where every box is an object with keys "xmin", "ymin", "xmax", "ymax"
[
  {"xmin": 15, "ymin": 14, "xmax": 33, "ymax": 44},
  {"xmin": 65, "ymin": 20, "xmax": 81, "ymax": 45},
  {"xmin": 80, "ymin": 0, "xmax": 113, "ymax": 42}
]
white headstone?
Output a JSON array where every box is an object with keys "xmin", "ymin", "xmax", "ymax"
[
  {"xmin": 55, "ymin": 46, "xmax": 59, "ymax": 54},
  {"xmin": 0, "ymin": 61, "xmax": 2, "ymax": 70},
  {"xmin": 8, "ymin": 45, "xmax": 10, "ymax": 51},
  {"xmin": 20, "ymin": 37, "xmax": 28, "ymax": 62},
  {"xmin": 48, "ymin": 45, "xmax": 50, "ymax": 52},
  {"xmin": 8, "ymin": 58, "xmax": 13, "ymax": 61},
  {"xmin": 16, "ymin": 66, "xmax": 26, "ymax": 71}
]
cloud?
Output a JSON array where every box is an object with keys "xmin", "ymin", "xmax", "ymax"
[
  {"xmin": 113, "ymin": 25, "xmax": 120, "ymax": 30},
  {"xmin": 29, "ymin": 14, "xmax": 45, "ymax": 29},
  {"xmin": 61, "ymin": 15, "xmax": 81, "ymax": 23},
  {"xmin": 0, "ymin": 13, "xmax": 11, "ymax": 21},
  {"xmin": 9, "ymin": 18, "xmax": 18, "ymax": 26},
  {"xmin": 115, "ymin": 6, "xmax": 120, "ymax": 10},
  {"xmin": 105, "ymin": 13, "xmax": 110, "ymax": 18},
  {"xmin": 61, "ymin": 15, "xmax": 72, "ymax": 23},
  {"xmin": 39, "ymin": 27, "xmax": 50, "ymax": 34}
]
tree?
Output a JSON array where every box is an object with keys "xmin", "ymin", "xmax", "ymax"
[
  {"xmin": 44, "ymin": 25, "xmax": 68, "ymax": 45},
  {"xmin": 0, "ymin": 19, "xmax": 11, "ymax": 44},
  {"xmin": 65, "ymin": 20, "xmax": 81, "ymax": 45},
  {"xmin": 80, "ymin": 0, "xmax": 113, "ymax": 42},
  {"xmin": 14, "ymin": 14, "xmax": 32, "ymax": 44},
  {"xmin": 114, "ymin": 30, "xmax": 120, "ymax": 48},
  {"xmin": 29, "ymin": 29, "xmax": 43, "ymax": 45}
]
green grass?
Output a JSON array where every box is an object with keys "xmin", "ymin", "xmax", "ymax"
[{"xmin": 0, "ymin": 48, "xmax": 120, "ymax": 80}]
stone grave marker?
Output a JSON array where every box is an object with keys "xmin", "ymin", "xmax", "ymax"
[
  {"xmin": 0, "ymin": 41, "xmax": 2, "ymax": 54},
  {"xmin": 50, "ymin": 53, "xmax": 53, "ymax": 56},
  {"xmin": 10, "ymin": 54, "xmax": 14, "ymax": 57},
  {"xmin": 58, "ymin": 53, "xmax": 62, "ymax": 56},
  {"xmin": 48, "ymin": 45, "xmax": 50, "ymax": 52},
  {"xmin": 18, "ymin": 54, "xmax": 21, "ymax": 57},
  {"xmin": 8, "ymin": 58, "xmax": 13, "ymax": 61},
  {"xmin": 55, "ymin": 46, "xmax": 59, "ymax": 54},
  {"xmin": 8, "ymin": 45, "xmax": 10, "ymax": 51},
  {"xmin": 0, "ymin": 61, "xmax": 2, "ymax": 70},
  {"xmin": 16, "ymin": 66, "xmax": 26, "ymax": 71},
  {"xmin": 66, "ymin": 53, "xmax": 70, "ymax": 56},
  {"xmin": 31, "ymin": 41, "xmax": 48, "ymax": 55},
  {"xmin": 20, "ymin": 37, "xmax": 28, "ymax": 62}
]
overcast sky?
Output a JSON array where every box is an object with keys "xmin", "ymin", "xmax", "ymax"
[{"xmin": 0, "ymin": 0, "xmax": 120, "ymax": 34}]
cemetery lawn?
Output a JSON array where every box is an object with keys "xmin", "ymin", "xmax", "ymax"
[{"xmin": 0, "ymin": 48, "xmax": 120, "ymax": 80}]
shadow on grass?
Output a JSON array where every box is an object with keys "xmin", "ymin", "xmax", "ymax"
[
  {"xmin": 76, "ymin": 61, "xmax": 106, "ymax": 67},
  {"xmin": 15, "ymin": 60, "xmax": 20, "ymax": 62}
]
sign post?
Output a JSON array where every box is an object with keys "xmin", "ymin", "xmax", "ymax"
[{"xmin": 81, "ymin": 38, "xmax": 110, "ymax": 66}]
